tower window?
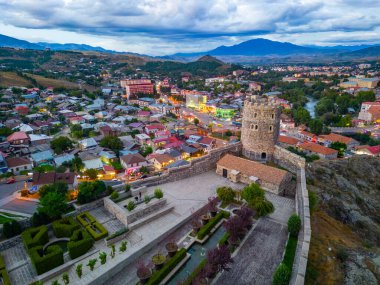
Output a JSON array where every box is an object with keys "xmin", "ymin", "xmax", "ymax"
[
  {"xmin": 271, "ymin": 113, "xmax": 274, "ymax": 119},
  {"xmin": 254, "ymin": 113, "xmax": 257, "ymax": 118},
  {"xmin": 261, "ymin": 152, "xmax": 267, "ymax": 160},
  {"xmin": 255, "ymin": 125, "xmax": 258, "ymax": 130},
  {"xmin": 269, "ymin": 125, "xmax": 273, "ymax": 132}
]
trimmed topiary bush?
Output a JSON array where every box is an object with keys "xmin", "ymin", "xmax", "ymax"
[
  {"xmin": 76, "ymin": 212, "xmax": 96, "ymax": 227},
  {"xmin": 0, "ymin": 269, "xmax": 10, "ymax": 285},
  {"xmin": 21, "ymin": 225, "xmax": 49, "ymax": 250},
  {"xmin": 29, "ymin": 245, "xmax": 64, "ymax": 275},
  {"xmin": 287, "ymin": 214, "xmax": 301, "ymax": 237},
  {"xmin": 68, "ymin": 229, "xmax": 94, "ymax": 259},
  {"xmin": 272, "ymin": 263, "xmax": 291, "ymax": 285},
  {"xmin": 197, "ymin": 211, "xmax": 230, "ymax": 240},
  {"xmin": 2, "ymin": 220, "xmax": 22, "ymax": 239},
  {"xmin": 52, "ymin": 217, "xmax": 81, "ymax": 238},
  {"xmin": 85, "ymin": 222, "xmax": 108, "ymax": 241}
]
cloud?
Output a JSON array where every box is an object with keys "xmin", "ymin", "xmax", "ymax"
[{"xmin": 0, "ymin": 0, "xmax": 379, "ymax": 54}]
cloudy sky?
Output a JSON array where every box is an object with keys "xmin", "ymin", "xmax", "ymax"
[{"xmin": 1, "ymin": 0, "xmax": 380, "ymax": 55}]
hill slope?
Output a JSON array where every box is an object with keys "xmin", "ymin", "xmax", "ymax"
[
  {"xmin": 0, "ymin": 34, "xmax": 43, "ymax": 50},
  {"xmin": 342, "ymin": 46, "xmax": 380, "ymax": 57},
  {"xmin": 306, "ymin": 156, "xmax": 380, "ymax": 285}
]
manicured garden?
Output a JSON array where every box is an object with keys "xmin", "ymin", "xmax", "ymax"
[{"xmin": 20, "ymin": 212, "xmax": 109, "ymax": 275}]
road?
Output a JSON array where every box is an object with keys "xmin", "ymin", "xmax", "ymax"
[
  {"xmin": 0, "ymin": 181, "xmax": 25, "ymax": 200},
  {"xmin": 1, "ymin": 199, "xmax": 37, "ymax": 215}
]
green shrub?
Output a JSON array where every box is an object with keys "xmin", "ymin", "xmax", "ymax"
[
  {"xmin": 110, "ymin": 191, "xmax": 119, "ymax": 200},
  {"xmin": 272, "ymin": 263, "xmax": 291, "ymax": 285},
  {"xmin": 251, "ymin": 198, "xmax": 274, "ymax": 217},
  {"xmin": 106, "ymin": 227, "xmax": 128, "ymax": 241},
  {"xmin": 0, "ymin": 255, "xmax": 5, "ymax": 270},
  {"xmin": 283, "ymin": 236, "xmax": 297, "ymax": 269},
  {"xmin": 67, "ymin": 229, "xmax": 94, "ymax": 259},
  {"xmin": 0, "ymin": 269, "xmax": 10, "ymax": 285},
  {"xmin": 216, "ymin": 186, "xmax": 235, "ymax": 204},
  {"xmin": 154, "ymin": 188, "xmax": 163, "ymax": 199},
  {"xmin": 52, "ymin": 217, "xmax": 80, "ymax": 238},
  {"xmin": 218, "ymin": 233, "xmax": 230, "ymax": 246},
  {"xmin": 126, "ymin": 201, "xmax": 135, "ymax": 211},
  {"xmin": 3, "ymin": 220, "xmax": 22, "ymax": 238},
  {"xmin": 32, "ymin": 212, "xmax": 51, "ymax": 227},
  {"xmin": 76, "ymin": 212, "xmax": 96, "ymax": 227},
  {"xmin": 21, "ymin": 225, "xmax": 49, "ymax": 250},
  {"xmin": 287, "ymin": 214, "xmax": 301, "ymax": 237},
  {"xmin": 197, "ymin": 211, "xmax": 229, "ymax": 240},
  {"xmin": 144, "ymin": 195, "xmax": 151, "ymax": 204},
  {"xmin": 146, "ymin": 248, "xmax": 187, "ymax": 285},
  {"xmin": 241, "ymin": 183, "xmax": 265, "ymax": 202},
  {"xmin": 29, "ymin": 245, "xmax": 64, "ymax": 275},
  {"xmin": 85, "ymin": 222, "xmax": 108, "ymax": 241}
]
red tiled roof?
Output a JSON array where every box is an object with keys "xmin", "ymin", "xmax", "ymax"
[
  {"xmin": 6, "ymin": 157, "xmax": 31, "ymax": 167},
  {"xmin": 318, "ymin": 133, "xmax": 354, "ymax": 145},
  {"xmin": 7, "ymin": 131, "xmax": 28, "ymax": 142},
  {"xmin": 278, "ymin": 135, "xmax": 300, "ymax": 145},
  {"xmin": 298, "ymin": 142, "xmax": 337, "ymax": 156},
  {"xmin": 120, "ymin": 153, "xmax": 147, "ymax": 165},
  {"xmin": 32, "ymin": 172, "xmax": 76, "ymax": 186}
]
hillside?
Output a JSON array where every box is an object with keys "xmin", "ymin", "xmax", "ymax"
[
  {"xmin": 306, "ymin": 156, "xmax": 380, "ymax": 285},
  {"xmin": 140, "ymin": 56, "xmax": 240, "ymax": 76},
  {"xmin": 341, "ymin": 46, "xmax": 380, "ymax": 58}
]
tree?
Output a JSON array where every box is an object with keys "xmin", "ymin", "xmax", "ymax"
[
  {"xmin": 336, "ymin": 115, "xmax": 353, "ymax": 127},
  {"xmin": 99, "ymin": 136, "xmax": 123, "ymax": 153},
  {"xmin": 63, "ymin": 157, "xmax": 84, "ymax": 173},
  {"xmin": 50, "ymin": 136, "xmax": 73, "ymax": 154},
  {"xmin": 85, "ymin": 168, "xmax": 98, "ymax": 180},
  {"xmin": 119, "ymin": 241, "xmax": 127, "ymax": 252},
  {"xmin": 308, "ymin": 119, "xmax": 323, "ymax": 135},
  {"xmin": 62, "ymin": 272, "xmax": 69, "ymax": 285},
  {"xmin": 224, "ymin": 215, "xmax": 245, "ymax": 244},
  {"xmin": 87, "ymin": 259, "xmax": 97, "ymax": 271},
  {"xmin": 76, "ymin": 264, "xmax": 83, "ymax": 278},
  {"xmin": 251, "ymin": 198, "xmax": 274, "ymax": 217},
  {"xmin": 272, "ymin": 263, "xmax": 291, "ymax": 285},
  {"xmin": 77, "ymin": 181, "xmax": 106, "ymax": 204},
  {"xmin": 293, "ymin": 107, "xmax": 311, "ymax": 125},
  {"xmin": 0, "ymin": 127, "xmax": 12, "ymax": 137},
  {"xmin": 3, "ymin": 220, "xmax": 22, "ymax": 238},
  {"xmin": 139, "ymin": 166, "xmax": 149, "ymax": 174},
  {"xmin": 330, "ymin": 142, "xmax": 347, "ymax": 158},
  {"xmin": 140, "ymin": 145, "xmax": 153, "ymax": 157},
  {"xmin": 99, "ymin": 252, "xmax": 107, "ymax": 265},
  {"xmin": 216, "ymin": 187, "xmax": 235, "ymax": 204},
  {"xmin": 288, "ymin": 214, "xmax": 301, "ymax": 237},
  {"xmin": 38, "ymin": 191, "xmax": 68, "ymax": 219},
  {"xmin": 241, "ymin": 183, "xmax": 264, "ymax": 202},
  {"xmin": 34, "ymin": 164, "xmax": 55, "ymax": 173},
  {"xmin": 194, "ymin": 118, "xmax": 200, "ymax": 125},
  {"xmin": 38, "ymin": 182, "xmax": 68, "ymax": 198},
  {"xmin": 204, "ymin": 244, "xmax": 233, "ymax": 277}
]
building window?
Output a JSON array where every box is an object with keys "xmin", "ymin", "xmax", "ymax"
[
  {"xmin": 24, "ymin": 166, "xmax": 27, "ymax": 169},
  {"xmin": 271, "ymin": 113, "xmax": 274, "ymax": 119},
  {"xmin": 255, "ymin": 125, "xmax": 258, "ymax": 130},
  {"xmin": 254, "ymin": 113, "xmax": 257, "ymax": 118},
  {"xmin": 269, "ymin": 125, "xmax": 273, "ymax": 132}
]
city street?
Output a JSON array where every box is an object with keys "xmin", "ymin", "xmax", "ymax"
[{"xmin": 0, "ymin": 181, "xmax": 24, "ymax": 200}]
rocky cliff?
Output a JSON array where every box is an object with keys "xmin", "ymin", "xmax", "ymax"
[{"xmin": 305, "ymin": 156, "xmax": 380, "ymax": 285}]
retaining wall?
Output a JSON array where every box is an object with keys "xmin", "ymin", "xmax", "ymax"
[{"xmin": 273, "ymin": 145, "xmax": 306, "ymax": 174}]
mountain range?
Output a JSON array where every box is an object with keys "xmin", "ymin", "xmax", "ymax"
[{"xmin": 1, "ymin": 33, "xmax": 379, "ymax": 63}]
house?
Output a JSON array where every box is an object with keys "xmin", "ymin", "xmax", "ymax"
[
  {"xmin": 78, "ymin": 138, "xmax": 98, "ymax": 150},
  {"xmin": 99, "ymin": 150, "xmax": 117, "ymax": 164},
  {"xmin": 148, "ymin": 153, "xmax": 175, "ymax": 170},
  {"xmin": 29, "ymin": 134, "xmax": 52, "ymax": 146},
  {"xmin": 54, "ymin": 153, "xmax": 75, "ymax": 166},
  {"xmin": 31, "ymin": 150, "xmax": 55, "ymax": 166},
  {"xmin": 298, "ymin": 142, "xmax": 338, "ymax": 159},
  {"xmin": 198, "ymin": 137, "xmax": 216, "ymax": 151},
  {"xmin": 216, "ymin": 154, "xmax": 292, "ymax": 195},
  {"xmin": 278, "ymin": 135, "xmax": 301, "ymax": 148},
  {"xmin": 135, "ymin": 133, "xmax": 151, "ymax": 145},
  {"xmin": 181, "ymin": 145, "xmax": 201, "ymax": 158},
  {"xmin": 136, "ymin": 111, "xmax": 151, "ymax": 121},
  {"xmin": 298, "ymin": 130, "xmax": 317, "ymax": 142},
  {"xmin": 145, "ymin": 124, "xmax": 165, "ymax": 135},
  {"xmin": 354, "ymin": 145, "xmax": 380, "ymax": 156},
  {"xmin": 7, "ymin": 132, "xmax": 29, "ymax": 145},
  {"xmin": 166, "ymin": 159, "xmax": 190, "ymax": 169},
  {"xmin": 32, "ymin": 172, "xmax": 78, "ymax": 190},
  {"xmin": 120, "ymin": 153, "xmax": 149, "ymax": 174},
  {"xmin": 99, "ymin": 125, "xmax": 119, "ymax": 137},
  {"xmin": 358, "ymin": 102, "xmax": 380, "ymax": 123},
  {"xmin": 6, "ymin": 157, "xmax": 33, "ymax": 175},
  {"xmin": 318, "ymin": 133, "xmax": 360, "ymax": 150}
]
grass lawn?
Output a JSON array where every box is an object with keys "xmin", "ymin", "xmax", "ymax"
[{"xmin": 0, "ymin": 215, "xmax": 14, "ymax": 224}]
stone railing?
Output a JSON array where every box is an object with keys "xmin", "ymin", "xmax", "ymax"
[{"xmin": 290, "ymin": 167, "xmax": 311, "ymax": 285}]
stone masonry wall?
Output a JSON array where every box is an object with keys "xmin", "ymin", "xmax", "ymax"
[
  {"xmin": 104, "ymin": 197, "xmax": 129, "ymax": 227},
  {"xmin": 274, "ymin": 145, "xmax": 306, "ymax": 174}
]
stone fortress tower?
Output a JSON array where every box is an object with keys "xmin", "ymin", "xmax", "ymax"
[{"xmin": 241, "ymin": 95, "xmax": 281, "ymax": 162}]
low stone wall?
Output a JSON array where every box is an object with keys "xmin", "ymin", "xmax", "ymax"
[
  {"xmin": 104, "ymin": 231, "xmax": 129, "ymax": 247},
  {"xmin": 290, "ymin": 168, "xmax": 311, "ymax": 285},
  {"xmin": 0, "ymin": 235, "xmax": 22, "ymax": 251},
  {"xmin": 126, "ymin": 198, "xmax": 167, "ymax": 224},
  {"xmin": 73, "ymin": 199, "xmax": 104, "ymax": 214},
  {"xmin": 273, "ymin": 145, "xmax": 306, "ymax": 174},
  {"xmin": 104, "ymin": 197, "xmax": 129, "ymax": 226}
]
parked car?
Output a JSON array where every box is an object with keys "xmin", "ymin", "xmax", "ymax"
[
  {"xmin": 6, "ymin": 177, "xmax": 15, "ymax": 184},
  {"xmin": 27, "ymin": 177, "xmax": 33, "ymax": 182}
]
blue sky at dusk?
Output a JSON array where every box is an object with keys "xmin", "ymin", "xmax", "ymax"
[{"xmin": 0, "ymin": 0, "xmax": 379, "ymax": 55}]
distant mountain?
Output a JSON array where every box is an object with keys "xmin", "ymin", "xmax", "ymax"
[
  {"xmin": 0, "ymin": 34, "xmax": 43, "ymax": 50},
  {"xmin": 37, "ymin": 42, "xmax": 116, "ymax": 53},
  {"xmin": 307, "ymin": 44, "xmax": 377, "ymax": 51},
  {"xmin": 341, "ymin": 46, "xmax": 380, "ymax": 57}
]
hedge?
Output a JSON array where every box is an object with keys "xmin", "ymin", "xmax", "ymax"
[
  {"xmin": 85, "ymin": 222, "xmax": 108, "ymax": 241},
  {"xmin": 52, "ymin": 217, "xmax": 81, "ymax": 238},
  {"xmin": 0, "ymin": 255, "xmax": 5, "ymax": 270},
  {"xmin": 0, "ymin": 269, "xmax": 10, "ymax": 285},
  {"xmin": 76, "ymin": 212, "xmax": 96, "ymax": 227},
  {"xmin": 68, "ymin": 229, "xmax": 94, "ymax": 259},
  {"xmin": 272, "ymin": 263, "xmax": 291, "ymax": 285},
  {"xmin": 218, "ymin": 232, "xmax": 230, "ymax": 246},
  {"xmin": 21, "ymin": 225, "xmax": 49, "ymax": 250},
  {"xmin": 283, "ymin": 236, "xmax": 297, "ymax": 269},
  {"xmin": 29, "ymin": 245, "xmax": 64, "ymax": 275},
  {"xmin": 146, "ymin": 248, "xmax": 187, "ymax": 285},
  {"xmin": 105, "ymin": 227, "xmax": 128, "ymax": 241},
  {"xmin": 197, "ymin": 211, "xmax": 230, "ymax": 240},
  {"xmin": 180, "ymin": 259, "xmax": 206, "ymax": 285}
]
